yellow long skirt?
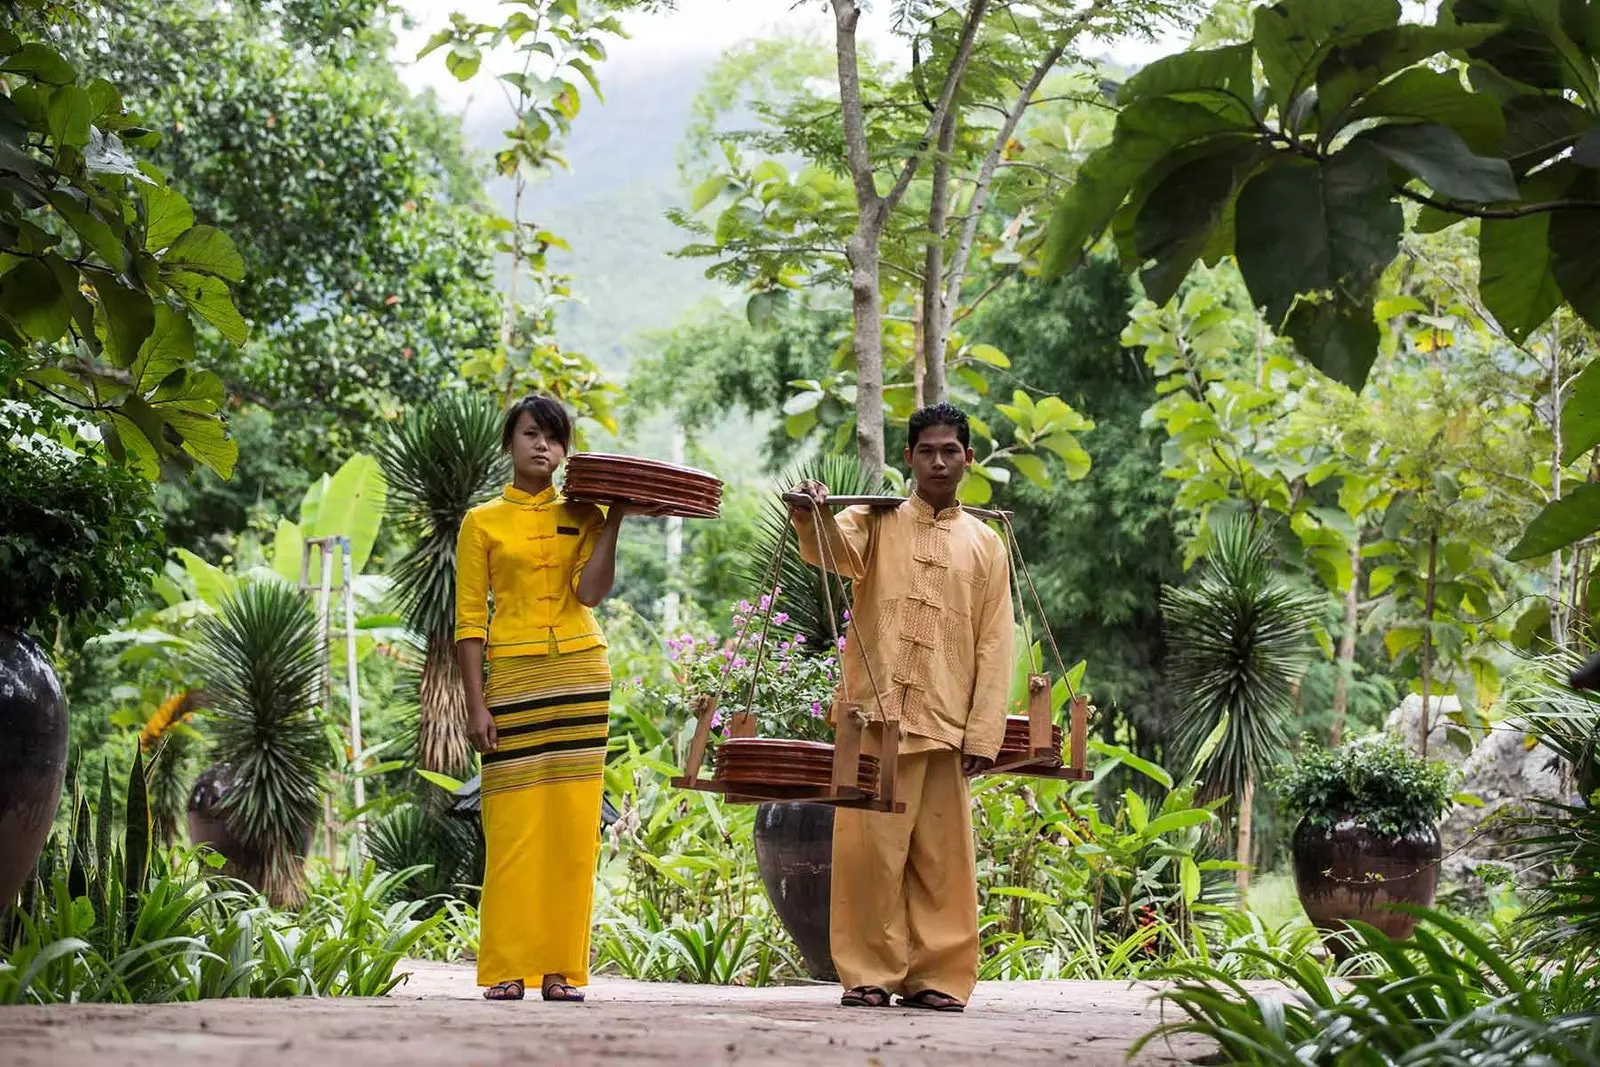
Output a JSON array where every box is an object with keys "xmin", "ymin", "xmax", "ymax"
[{"xmin": 476, "ymin": 647, "xmax": 610, "ymax": 988}]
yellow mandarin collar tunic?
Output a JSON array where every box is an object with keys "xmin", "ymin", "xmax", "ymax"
[{"xmin": 454, "ymin": 483, "xmax": 608, "ymax": 658}]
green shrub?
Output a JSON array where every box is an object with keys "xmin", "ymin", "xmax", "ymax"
[
  {"xmin": 1276, "ymin": 736, "xmax": 1454, "ymax": 837},
  {"xmin": 0, "ymin": 424, "xmax": 163, "ymax": 641}
]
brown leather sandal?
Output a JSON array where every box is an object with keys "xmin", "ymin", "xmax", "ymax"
[
  {"xmin": 900, "ymin": 989, "xmax": 965, "ymax": 1012},
  {"xmin": 841, "ymin": 985, "xmax": 892, "ymax": 1007},
  {"xmin": 483, "ymin": 979, "xmax": 524, "ymax": 1001},
  {"xmin": 541, "ymin": 976, "xmax": 585, "ymax": 1002}
]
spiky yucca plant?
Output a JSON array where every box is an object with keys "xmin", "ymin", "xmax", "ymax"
[
  {"xmin": 744, "ymin": 453, "xmax": 882, "ymax": 651},
  {"xmin": 192, "ymin": 581, "xmax": 329, "ymax": 907},
  {"xmin": 1162, "ymin": 519, "xmax": 1320, "ymax": 891},
  {"xmin": 375, "ymin": 393, "xmax": 507, "ymax": 781}
]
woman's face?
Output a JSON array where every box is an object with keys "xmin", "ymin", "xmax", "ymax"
[{"xmin": 508, "ymin": 411, "xmax": 566, "ymax": 482}]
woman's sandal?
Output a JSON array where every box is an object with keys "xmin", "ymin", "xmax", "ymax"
[
  {"xmin": 899, "ymin": 989, "xmax": 965, "ymax": 1013},
  {"xmin": 840, "ymin": 985, "xmax": 892, "ymax": 1008},
  {"xmin": 541, "ymin": 977, "xmax": 586, "ymax": 1003},
  {"xmin": 483, "ymin": 979, "xmax": 525, "ymax": 1001}
]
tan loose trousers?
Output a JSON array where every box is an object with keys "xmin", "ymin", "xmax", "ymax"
[{"xmin": 830, "ymin": 728, "xmax": 979, "ymax": 1003}]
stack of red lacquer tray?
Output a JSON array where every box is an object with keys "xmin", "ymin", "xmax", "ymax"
[
  {"xmin": 998, "ymin": 715, "xmax": 1064, "ymax": 767},
  {"xmin": 564, "ymin": 452, "xmax": 723, "ymax": 519},
  {"xmin": 713, "ymin": 738, "xmax": 881, "ymax": 799}
]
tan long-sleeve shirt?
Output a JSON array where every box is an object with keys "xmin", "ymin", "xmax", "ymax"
[{"xmin": 792, "ymin": 494, "xmax": 1014, "ymax": 760}]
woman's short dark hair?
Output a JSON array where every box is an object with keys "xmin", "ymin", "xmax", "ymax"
[{"xmin": 501, "ymin": 394, "xmax": 574, "ymax": 452}]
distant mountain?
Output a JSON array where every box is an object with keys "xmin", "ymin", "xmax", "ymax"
[{"xmin": 452, "ymin": 55, "xmax": 731, "ymax": 375}]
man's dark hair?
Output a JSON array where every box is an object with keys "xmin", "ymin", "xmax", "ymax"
[
  {"xmin": 907, "ymin": 402, "xmax": 970, "ymax": 450},
  {"xmin": 500, "ymin": 394, "xmax": 574, "ymax": 452}
]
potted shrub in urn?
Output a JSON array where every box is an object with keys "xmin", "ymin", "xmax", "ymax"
[
  {"xmin": 0, "ymin": 435, "xmax": 163, "ymax": 907},
  {"xmin": 1279, "ymin": 737, "xmax": 1455, "ymax": 946},
  {"xmin": 643, "ymin": 598, "xmax": 846, "ymax": 981}
]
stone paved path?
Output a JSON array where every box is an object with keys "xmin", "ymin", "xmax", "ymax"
[{"xmin": 0, "ymin": 959, "xmax": 1235, "ymax": 1065}]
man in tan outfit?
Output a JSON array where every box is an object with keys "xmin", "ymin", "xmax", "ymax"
[{"xmin": 790, "ymin": 402, "xmax": 1014, "ymax": 1013}]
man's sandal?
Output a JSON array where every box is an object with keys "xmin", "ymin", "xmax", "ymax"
[
  {"xmin": 541, "ymin": 977, "xmax": 585, "ymax": 1002},
  {"xmin": 900, "ymin": 990, "xmax": 965, "ymax": 1012},
  {"xmin": 483, "ymin": 979, "xmax": 524, "ymax": 1001},
  {"xmin": 840, "ymin": 985, "xmax": 892, "ymax": 1008}
]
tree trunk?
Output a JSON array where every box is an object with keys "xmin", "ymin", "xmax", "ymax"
[
  {"xmin": 939, "ymin": 40, "xmax": 1066, "ymax": 348},
  {"xmin": 418, "ymin": 632, "xmax": 473, "ymax": 783},
  {"xmin": 1330, "ymin": 537, "xmax": 1362, "ymax": 747},
  {"xmin": 920, "ymin": 107, "xmax": 957, "ymax": 404},
  {"xmin": 831, "ymin": 0, "xmax": 989, "ymax": 478},
  {"xmin": 1419, "ymin": 529, "xmax": 1438, "ymax": 758},
  {"xmin": 1235, "ymin": 774, "xmax": 1255, "ymax": 898}
]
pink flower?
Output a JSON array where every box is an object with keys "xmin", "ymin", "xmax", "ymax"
[
  {"xmin": 810, "ymin": 701, "xmax": 823, "ymax": 718},
  {"xmin": 794, "ymin": 634, "xmax": 806, "ymax": 644},
  {"xmin": 738, "ymin": 600, "xmax": 753, "ymax": 615},
  {"xmin": 841, "ymin": 609, "xmax": 851, "ymax": 623},
  {"xmin": 837, "ymin": 635, "xmax": 847, "ymax": 651},
  {"xmin": 772, "ymin": 612, "xmax": 790, "ymax": 626},
  {"xmin": 759, "ymin": 594, "xmax": 772, "ymax": 612},
  {"xmin": 710, "ymin": 710, "xmax": 723, "ymax": 729}
]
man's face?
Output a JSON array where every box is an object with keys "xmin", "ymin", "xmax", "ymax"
[{"xmin": 905, "ymin": 423, "xmax": 972, "ymax": 498}]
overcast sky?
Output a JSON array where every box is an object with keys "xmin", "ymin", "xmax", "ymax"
[{"xmin": 392, "ymin": 0, "xmax": 1187, "ymax": 113}]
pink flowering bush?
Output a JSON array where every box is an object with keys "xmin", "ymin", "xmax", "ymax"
[{"xmin": 640, "ymin": 593, "xmax": 845, "ymax": 744}]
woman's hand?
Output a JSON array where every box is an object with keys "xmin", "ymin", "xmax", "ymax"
[{"xmin": 469, "ymin": 701, "xmax": 497, "ymax": 753}]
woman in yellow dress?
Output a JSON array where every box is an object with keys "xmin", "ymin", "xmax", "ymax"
[{"xmin": 454, "ymin": 394, "xmax": 651, "ymax": 1003}]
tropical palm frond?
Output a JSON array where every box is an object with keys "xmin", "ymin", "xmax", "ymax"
[
  {"xmin": 742, "ymin": 453, "xmax": 882, "ymax": 652},
  {"xmin": 375, "ymin": 391, "xmax": 508, "ymax": 639},
  {"xmin": 191, "ymin": 580, "xmax": 329, "ymax": 901},
  {"xmin": 1162, "ymin": 519, "xmax": 1321, "ymax": 809}
]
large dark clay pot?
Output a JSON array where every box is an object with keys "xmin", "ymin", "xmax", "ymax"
[
  {"xmin": 1292, "ymin": 818, "xmax": 1440, "ymax": 949},
  {"xmin": 0, "ymin": 629, "xmax": 69, "ymax": 906},
  {"xmin": 753, "ymin": 801, "xmax": 837, "ymax": 981}
]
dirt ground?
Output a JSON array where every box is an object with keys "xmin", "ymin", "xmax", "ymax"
[{"xmin": 0, "ymin": 958, "xmax": 1239, "ymax": 1065}]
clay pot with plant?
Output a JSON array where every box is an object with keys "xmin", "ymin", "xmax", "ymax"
[{"xmin": 1279, "ymin": 737, "xmax": 1455, "ymax": 948}]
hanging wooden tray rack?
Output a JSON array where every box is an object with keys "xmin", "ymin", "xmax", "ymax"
[
  {"xmin": 771, "ymin": 495, "xmax": 1091, "ymax": 782},
  {"xmin": 670, "ymin": 489, "xmax": 1092, "ymax": 811},
  {"xmin": 563, "ymin": 452, "xmax": 724, "ymax": 519}
]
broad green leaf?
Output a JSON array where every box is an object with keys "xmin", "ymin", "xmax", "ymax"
[
  {"xmin": 689, "ymin": 175, "xmax": 725, "ymax": 212},
  {"xmin": 1344, "ymin": 68, "xmax": 1506, "ymax": 153},
  {"xmin": 164, "ymin": 225, "xmax": 245, "ymax": 282},
  {"xmin": 416, "ymin": 769, "xmax": 466, "ymax": 793},
  {"xmin": 785, "ymin": 408, "xmax": 818, "ymax": 440},
  {"xmin": 165, "ymin": 270, "xmax": 248, "ymax": 346},
  {"xmin": 1384, "ymin": 625, "xmax": 1423, "ymax": 658},
  {"xmin": 1121, "ymin": 42, "xmax": 1254, "ymax": 105},
  {"xmin": 302, "ymin": 453, "xmax": 388, "ymax": 575},
  {"xmin": 1180, "ymin": 855, "xmax": 1202, "ymax": 905},
  {"xmin": 1235, "ymin": 145, "xmax": 1402, "ymax": 390},
  {"xmin": 1357, "ymin": 123, "xmax": 1519, "ymax": 202},
  {"xmin": 46, "ymin": 83, "xmax": 91, "ymax": 149},
  {"xmin": 968, "ymin": 343, "xmax": 1010, "ymax": 367},
  {"xmin": 1508, "ymin": 482, "xmax": 1600, "ymax": 560},
  {"xmin": 0, "ymin": 258, "xmax": 68, "ymax": 342},
  {"xmin": 45, "ymin": 189, "xmax": 122, "ymax": 266},
  {"xmin": 958, "ymin": 471, "xmax": 994, "ymax": 505},
  {"xmin": 86, "ymin": 271, "xmax": 155, "ymax": 369},
  {"xmin": 1040, "ymin": 432, "xmax": 1092, "ymax": 479},
  {"xmin": 176, "ymin": 547, "xmax": 236, "ymax": 611},
  {"xmin": 1497, "ymin": 94, "xmax": 1593, "ymax": 173},
  {"xmin": 1480, "ymin": 165, "xmax": 1571, "ymax": 343},
  {"xmin": 130, "ymin": 303, "xmax": 196, "ymax": 393},
  {"xmin": 106, "ymin": 409, "xmax": 160, "ymax": 478},
  {"xmin": 1317, "ymin": 25, "xmax": 1504, "ymax": 137},
  {"xmin": 272, "ymin": 518, "xmax": 305, "ymax": 585},
  {"xmin": 1008, "ymin": 452, "xmax": 1051, "ymax": 489},
  {"xmin": 1457, "ymin": 0, "xmax": 1598, "ymax": 105},
  {"xmin": 1253, "ymin": 0, "xmax": 1402, "ymax": 123},
  {"xmin": 1149, "ymin": 809, "xmax": 1214, "ymax": 837},
  {"xmin": 783, "ymin": 390, "xmax": 823, "ymax": 416},
  {"xmin": 1044, "ymin": 97, "xmax": 1254, "ymax": 277},
  {"xmin": 1133, "ymin": 139, "xmax": 1264, "ymax": 306},
  {"xmin": 2, "ymin": 43, "xmax": 75, "ymax": 84},
  {"xmin": 1125, "ymin": 788, "xmax": 1150, "ymax": 832},
  {"xmin": 747, "ymin": 289, "xmax": 787, "ymax": 328},
  {"xmin": 1090, "ymin": 739, "xmax": 1174, "ymax": 788},
  {"xmin": 1562, "ymin": 357, "xmax": 1600, "ymax": 463},
  {"xmin": 1550, "ymin": 169, "xmax": 1600, "ymax": 333},
  {"xmin": 139, "ymin": 183, "xmax": 195, "ymax": 252}
]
